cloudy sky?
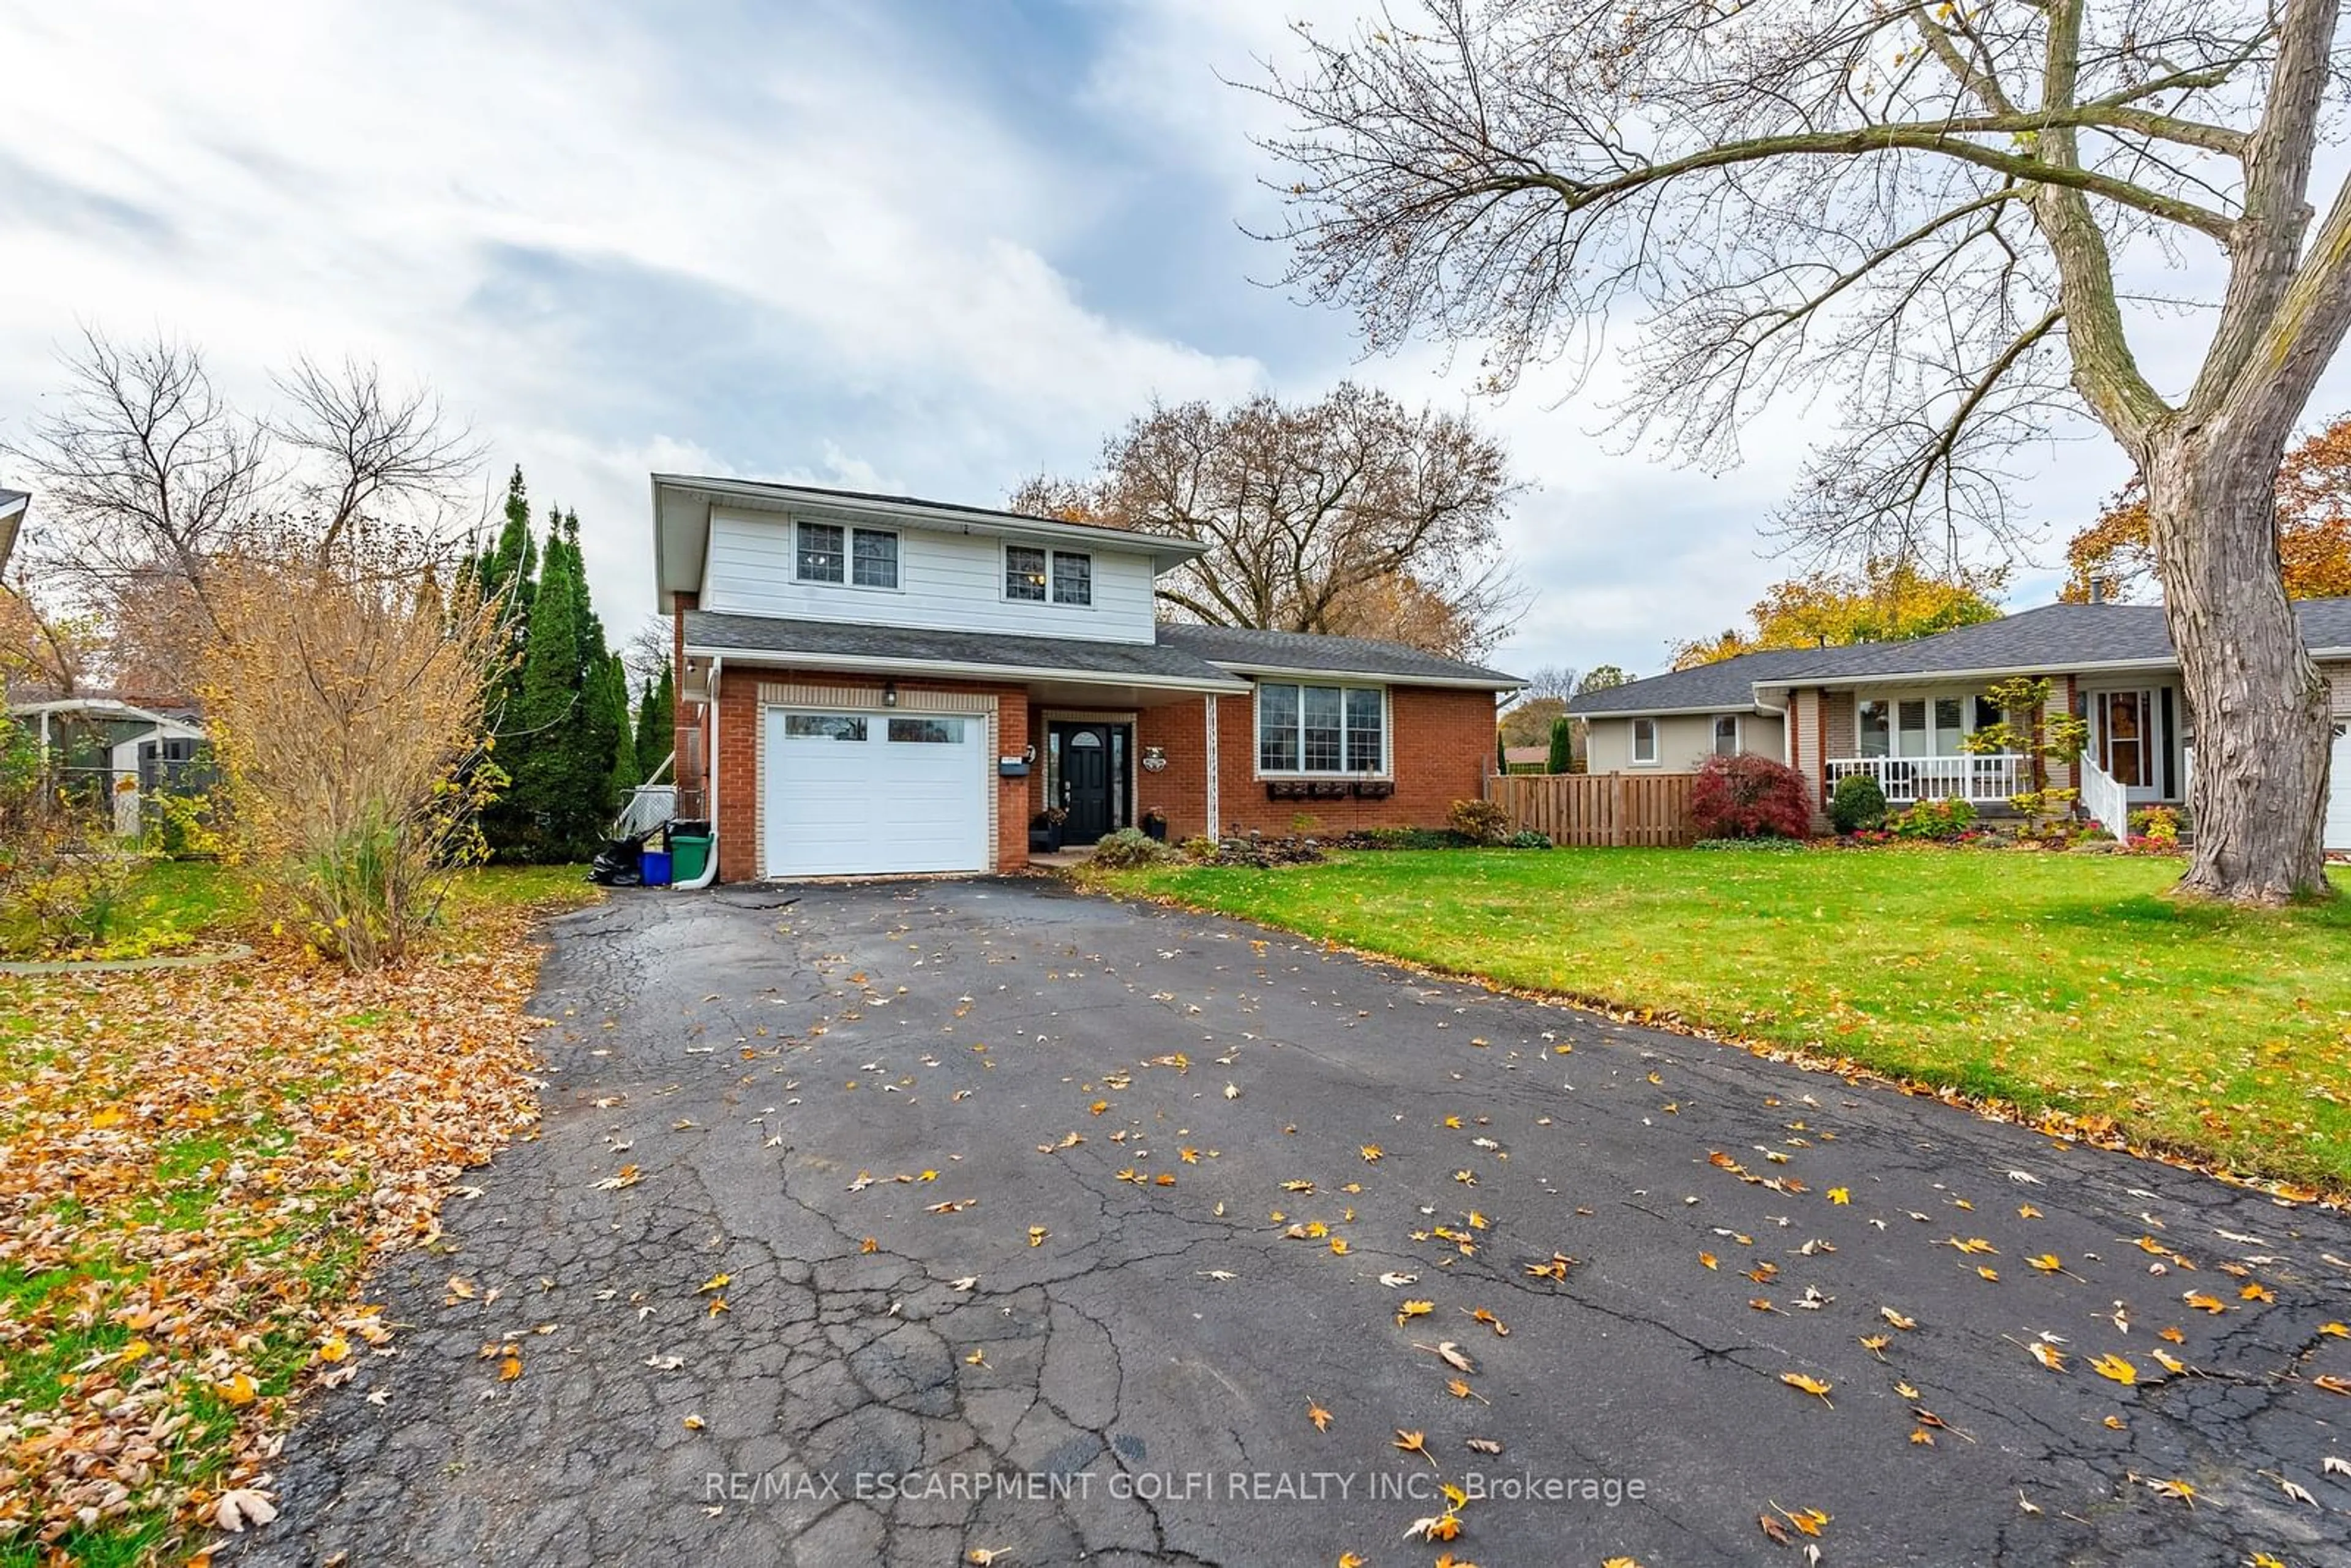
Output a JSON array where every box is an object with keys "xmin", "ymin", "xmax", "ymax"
[{"xmin": 0, "ymin": 0, "xmax": 2303, "ymax": 681}]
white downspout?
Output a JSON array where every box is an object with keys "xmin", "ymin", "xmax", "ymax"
[{"xmin": 674, "ymin": 655, "xmax": 722, "ymax": 890}]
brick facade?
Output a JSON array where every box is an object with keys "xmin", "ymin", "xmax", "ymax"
[
  {"xmin": 699, "ymin": 662, "xmax": 1033, "ymax": 882},
  {"xmin": 675, "ymin": 626, "xmax": 1504, "ymax": 879},
  {"xmin": 1133, "ymin": 685, "xmax": 1498, "ymax": 841}
]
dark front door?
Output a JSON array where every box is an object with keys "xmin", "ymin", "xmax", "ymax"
[{"xmin": 1054, "ymin": 723, "xmax": 1114, "ymax": 843}]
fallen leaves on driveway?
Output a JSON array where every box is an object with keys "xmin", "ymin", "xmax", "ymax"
[{"xmin": 0, "ymin": 899, "xmax": 558, "ymax": 1556}]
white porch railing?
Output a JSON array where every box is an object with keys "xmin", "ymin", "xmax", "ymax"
[
  {"xmin": 1825, "ymin": 754, "xmax": 2026, "ymax": 805},
  {"xmin": 2077, "ymin": 757, "xmax": 2129, "ymax": 837}
]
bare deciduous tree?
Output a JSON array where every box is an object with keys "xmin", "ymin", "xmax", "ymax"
[
  {"xmin": 1012, "ymin": 383, "xmax": 1525, "ymax": 658},
  {"xmin": 8, "ymin": 330, "xmax": 481, "ymax": 697},
  {"xmin": 271, "ymin": 356, "xmax": 479, "ymax": 560},
  {"xmin": 1258, "ymin": 0, "xmax": 2351, "ymax": 902},
  {"xmin": 7, "ymin": 329, "xmax": 264, "ymax": 605}
]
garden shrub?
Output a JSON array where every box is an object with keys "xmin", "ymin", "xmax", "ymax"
[
  {"xmin": 199, "ymin": 517, "xmax": 506, "ymax": 972},
  {"xmin": 1505, "ymin": 830, "xmax": 1551, "ymax": 849},
  {"xmin": 1828, "ymin": 771, "xmax": 1887, "ymax": 834},
  {"xmin": 1179, "ymin": 834, "xmax": 1221, "ymax": 862},
  {"xmin": 1210, "ymin": 836, "xmax": 1327, "ymax": 868},
  {"xmin": 142, "ymin": 787, "xmax": 228, "ymax": 860},
  {"xmin": 1447, "ymin": 798, "xmax": 1512, "ymax": 846},
  {"xmin": 1690, "ymin": 753, "xmax": 1813, "ymax": 840},
  {"xmin": 1090, "ymin": 827, "xmax": 1174, "ymax": 868},
  {"xmin": 2121, "ymin": 805, "xmax": 2182, "ymax": 853},
  {"xmin": 1344, "ymin": 825, "xmax": 1471, "ymax": 850},
  {"xmin": 1887, "ymin": 797, "xmax": 1978, "ymax": 841}
]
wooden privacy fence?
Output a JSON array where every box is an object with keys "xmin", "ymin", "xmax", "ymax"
[{"xmin": 1484, "ymin": 771, "xmax": 1698, "ymax": 847}]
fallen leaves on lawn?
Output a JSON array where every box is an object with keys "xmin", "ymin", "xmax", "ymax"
[{"xmin": 0, "ymin": 898, "xmax": 554, "ymax": 1552}]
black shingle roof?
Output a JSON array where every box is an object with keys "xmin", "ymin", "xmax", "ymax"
[
  {"xmin": 681, "ymin": 612, "xmax": 1245, "ymax": 686},
  {"xmin": 1566, "ymin": 646, "xmax": 1855, "ymax": 715},
  {"xmin": 1569, "ymin": 598, "xmax": 2351, "ymax": 716},
  {"xmin": 1155, "ymin": 623, "xmax": 1521, "ymax": 686},
  {"xmin": 1766, "ymin": 602, "xmax": 2177, "ymax": 681},
  {"xmin": 679, "ymin": 613, "xmax": 1523, "ymax": 689}
]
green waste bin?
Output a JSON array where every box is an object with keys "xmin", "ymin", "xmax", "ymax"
[{"xmin": 669, "ymin": 820, "xmax": 712, "ymax": 885}]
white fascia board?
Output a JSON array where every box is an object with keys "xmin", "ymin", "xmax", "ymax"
[
  {"xmin": 1783, "ymin": 656, "xmax": 2184, "ymax": 689},
  {"xmin": 681, "ymin": 643, "xmax": 1251, "ymax": 695},
  {"xmin": 1207, "ymin": 661, "xmax": 1520, "ymax": 691},
  {"xmin": 654, "ymin": 475, "xmax": 1209, "ymax": 573},
  {"xmin": 1570, "ymin": 700, "xmax": 1775, "ymax": 719}
]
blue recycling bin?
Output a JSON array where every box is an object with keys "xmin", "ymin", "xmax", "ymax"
[{"xmin": 640, "ymin": 848, "xmax": 673, "ymax": 887}]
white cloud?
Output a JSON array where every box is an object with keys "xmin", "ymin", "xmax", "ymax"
[{"xmin": 4, "ymin": 0, "xmax": 2344, "ymax": 687}]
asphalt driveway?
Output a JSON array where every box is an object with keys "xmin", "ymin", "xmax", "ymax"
[{"xmin": 230, "ymin": 878, "xmax": 2351, "ymax": 1566}]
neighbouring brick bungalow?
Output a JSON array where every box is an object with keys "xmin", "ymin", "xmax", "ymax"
[
  {"xmin": 651, "ymin": 476, "xmax": 1520, "ymax": 882},
  {"xmin": 1568, "ymin": 599, "xmax": 2351, "ymax": 847}
]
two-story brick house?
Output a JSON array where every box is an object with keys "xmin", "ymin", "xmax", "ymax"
[{"xmin": 651, "ymin": 475, "xmax": 1521, "ymax": 881}]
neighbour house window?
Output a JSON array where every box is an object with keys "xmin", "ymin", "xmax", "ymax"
[
  {"xmin": 1713, "ymin": 715, "xmax": 1739, "ymax": 756},
  {"xmin": 1974, "ymin": 696, "xmax": 2006, "ymax": 733},
  {"xmin": 1005, "ymin": 546, "xmax": 1048, "ymax": 601},
  {"xmin": 795, "ymin": 522, "xmax": 899, "ymax": 588},
  {"xmin": 1258, "ymin": 681, "xmax": 1385, "ymax": 774},
  {"xmin": 1896, "ymin": 699, "xmax": 1929, "ymax": 757},
  {"xmin": 1856, "ymin": 700, "xmax": 1889, "ymax": 758},
  {"xmin": 1933, "ymin": 697, "xmax": 1964, "ymax": 754},
  {"xmin": 1632, "ymin": 718, "xmax": 1659, "ymax": 764},
  {"xmin": 1051, "ymin": 551, "xmax": 1092, "ymax": 606},
  {"xmin": 852, "ymin": 528, "xmax": 899, "ymax": 588}
]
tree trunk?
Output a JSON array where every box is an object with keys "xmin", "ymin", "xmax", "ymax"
[{"xmin": 2143, "ymin": 424, "xmax": 2334, "ymax": 904}]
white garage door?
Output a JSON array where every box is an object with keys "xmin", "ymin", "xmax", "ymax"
[
  {"xmin": 2329, "ymin": 721, "xmax": 2351, "ymax": 853},
  {"xmin": 762, "ymin": 709, "xmax": 988, "ymax": 877}
]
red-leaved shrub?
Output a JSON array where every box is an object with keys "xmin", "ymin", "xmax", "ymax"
[{"xmin": 1690, "ymin": 753, "xmax": 1813, "ymax": 840}]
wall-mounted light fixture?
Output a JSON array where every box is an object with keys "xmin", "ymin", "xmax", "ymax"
[{"xmin": 883, "ymin": 681, "xmax": 898, "ymax": 708}]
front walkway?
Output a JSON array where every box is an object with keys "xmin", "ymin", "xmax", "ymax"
[{"xmin": 225, "ymin": 880, "xmax": 2351, "ymax": 1565}]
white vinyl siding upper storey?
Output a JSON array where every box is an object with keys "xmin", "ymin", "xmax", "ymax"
[{"xmin": 702, "ymin": 509, "xmax": 1158, "ymax": 642}]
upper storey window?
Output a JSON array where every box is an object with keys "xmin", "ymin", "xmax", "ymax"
[{"xmin": 797, "ymin": 521, "xmax": 898, "ymax": 589}]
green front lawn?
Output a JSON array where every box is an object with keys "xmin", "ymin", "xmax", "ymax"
[{"xmin": 1101, "ymin": 847, "xmax": 2351, "ymax": 1191}]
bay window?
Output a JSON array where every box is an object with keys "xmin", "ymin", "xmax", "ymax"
[{"xmin": 1258, "ymin": 681, "xmax": 1385, "ymax": 775}]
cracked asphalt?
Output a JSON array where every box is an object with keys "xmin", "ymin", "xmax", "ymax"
[{"xmin": 225, "ymin": 878, "xmax": 2351, "ymax": 1566}]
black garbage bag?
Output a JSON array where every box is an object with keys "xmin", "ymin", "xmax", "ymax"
[{"xmin": 588, "ymin": 835, "xmax": 645, "ymax": 886}]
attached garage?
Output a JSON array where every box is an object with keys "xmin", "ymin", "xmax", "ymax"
[
  {"xmin": 761, "ymin": 708, "xmax": 991, "ymax": 878},
  {"xmin": 2330, "ymin": 719, "xmax": 2351, "ymax": 853}
]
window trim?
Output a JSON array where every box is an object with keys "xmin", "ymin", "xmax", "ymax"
[
  {"xmin": 1630, "ymin": 716, "xmax": 1660, "ymax": 766},
  {"xmin": 1000, "ymin": 542, "xmax": 1097, "ymax": 610},
  {"xmin": 1253, "ymin": 679, "xmax": 1390, "ymax": 778},
  {"xmin": 793, "ymin": 519, "xmax": 901, "ymax": 591}
]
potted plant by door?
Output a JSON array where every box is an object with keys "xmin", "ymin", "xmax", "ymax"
[
  {"xmin": 1031, "ymin": 806, "xmax": 1069, "ymax": 853},
  {"xmin": 1141, "ymin": 806, "xmax": 1168, "ymax": 842}
]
